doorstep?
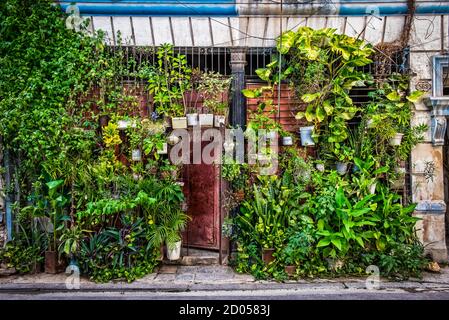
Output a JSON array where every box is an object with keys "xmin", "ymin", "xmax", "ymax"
[{"xmin": 162, "ymin": 248, "xmax": 220, "ymax": 266}]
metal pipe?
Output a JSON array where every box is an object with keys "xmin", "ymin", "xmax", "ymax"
[{"xmin": 4, "ymin": 148, "xmax": 12, "ymax": 242}]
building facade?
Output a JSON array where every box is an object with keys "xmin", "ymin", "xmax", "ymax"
[{"xmin": 1, "ymin": 0, "xmax": 449, "ymax": 262}]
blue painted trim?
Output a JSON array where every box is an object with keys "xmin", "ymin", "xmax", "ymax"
[
  {"xmin": 56, "ymin": 1, "xmax": 449, "ymax": 16},
  {"xmin": 58, "ymin": 1, "xmax": 238, "ymax": 16},
  {"xmin": 3, "ymin": 150, "xmax": 12, "ymax": 242},
  {"xmin": 340, "ymin": 3, "xmax": 449, "ymax": 16}
]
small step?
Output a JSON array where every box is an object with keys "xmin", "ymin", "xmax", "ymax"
[
  {"xmin": 162, "ymin": 247, "xmax": 220, "ymax": 266},
  {"xmin": 162, "ymin": 255, "xmax": 219, "ymax": 266}
]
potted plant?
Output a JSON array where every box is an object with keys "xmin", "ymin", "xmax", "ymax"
[
  {"xmin": 170, "ymin": 103, "xmax": 188, "ymax": 129},
  {"xmin": 299, "ymin": 125, "xmax": 315, "ymax": 146},
  {"xmin": 44, "ymin": 179, "xmax": 68, "ymax": 274},
  {"xmin": 186, "ymin": 108, "xmax": 199, "ymax": 126},
  {"xmin": 199, "ymin": 113, "xmax": 214, "ymax": 127},
  {"xmin": 197, "ymin": 71, "xmax": 231, "ymax": 128},
  {"xmin": 389, "ymin": 132, "xmax": 404, "ymax": 146},
  {"xmin": 58, "ymin": 225, "xmax": 87, "ymax": 268},
  {"xmin": 315, "ymin": 159, "xmax": 325, "ymax": 172},
  {"xmin": 334, "ymin": 145, "xmax": 353, "ymax": 175},
  {"xmin": 280, "ymin": 130, "xmax": 293, "ymax": 146},
  {"xmin": 147, "ymin": 44, "xmax": 191, "ymax": 130},
  {"xmin": 127, "ymin": 129, "xmax": 142, "ymax": 162}
]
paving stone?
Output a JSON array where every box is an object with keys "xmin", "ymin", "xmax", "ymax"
[
  {"xmin": 174, "ymin": 273, "xmax": 195, "ymax": 282},
  {"xmin": 154, "ymin": 273, "xmax": 176, "ymax": 282},
  {"xmin": 158, "ymin": 265, "xmax": 178, "ymax": 274},
  {"xmin": 195, "ymin": 265, "xmax": 234, "ymax": 274},
  {"xmin": 194, "ymin": 272, "xmax": 234, "ymax": 282},
  {"xmin": 134, "ymin": 273, "xmax": 157, "ymax": 283},
  {"xmin": 177, "ymin": 266, "xmax": 200, "ymax": 274},
  {"xmin": 233, "ymin": 274, "xmax": 255, "ymax": 283}
]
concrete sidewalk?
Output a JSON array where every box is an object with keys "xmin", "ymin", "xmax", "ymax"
[{"xmin": 1, "ymin": 265, "xmax": 449, "ymax": 295}]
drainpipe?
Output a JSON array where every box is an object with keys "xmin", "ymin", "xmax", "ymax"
[{"xmin": 3, "ymin": 148, "xmax": 12, "ymax": 242}]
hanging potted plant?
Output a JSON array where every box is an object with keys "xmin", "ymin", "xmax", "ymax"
[
  {"xmin": 197, "ymin": 71, "xmax": 231, "ymax": 128},
  {"xmin": 280, "ymin": 130, "xmax": 293, "ymax": 146},
  {"xmin": 389, "ymin": 132, "xmax": 404, "ymax": 146},
  {"xmin": 186, "ymin": 108, "xmax": 199, "ymax": 126},
  {"xmin": 334, "ymin": 145, "xmax": 353, "ymax": 175},
  {"xmin": 170, "ymin": 103, "xmax": 188, "ymax": 129},
  {"xmin": 315, "ymin": 159, "xmax": 326, "ymax": 172},
  {"xmin": 299, "ymin": 125, "xmax": 315, "ymax": 146},
  {"xmin": 199, "ymin": 113, "xmax": 214, "ymax": 127},
  {"xmin": 147, "ymin": 44, "xmax": 191, "ymax": 130}
]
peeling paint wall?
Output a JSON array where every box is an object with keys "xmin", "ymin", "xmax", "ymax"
[{"xmin": 409, "ymin": 13, "xmax": 449, "ymax": 262}]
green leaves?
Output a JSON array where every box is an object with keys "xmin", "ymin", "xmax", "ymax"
[
  {"xmin": 406, "ymin": 90, "xmax": 425, "ymax": 103},
  {"xmin": 46, "ymin": 179, "xmax": 64, "ymax": 190},
  {"xmin": 301, "ymin": 92, "xmax": 321, "ymax": 103},
  {"xmin": 386, "ymin": 91, "xmax": 401, "ymax": 102}
]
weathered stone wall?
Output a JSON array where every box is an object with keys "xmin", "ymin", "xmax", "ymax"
[{"xmin": 409, "ymin": 15, "xmax": 449, "ymax": 262}]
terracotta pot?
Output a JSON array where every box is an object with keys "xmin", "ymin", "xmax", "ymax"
[
  {"xmin": 261, "ymin": 248, "xmax": 275, "ymax": 264},
  {"xmin": 285, "ymin": 265, "xmax": 296, "ymax": 277},
  {"xmin": 45, "ymin": 251, "xmax": 66, "ymax": 274}
]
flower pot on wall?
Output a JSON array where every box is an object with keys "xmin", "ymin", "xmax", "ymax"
[
  {"xmin": 214, "ymin": 115, "xmax": 226, "ymax": 127},
  {"xmin": 117, "ymin": 120, "xmax": 130, "ymax": 130},
  {"xmin": 166, "ymin": 240, "xmax": 182, "ymax": 261},
  {"xmin": 157, "ymin": 143, "xmax": 168, "ymax": 154},
  {"xmin": 299, "ymin": 126, "xmax": 315, "ymax": 146},
  {"xmin": 265, "ymin": 131, "xmax": 277, "ymax": 140},
  {"xmin": 167, "ymin": 135, "xmax": 180, "ymax": 145},
  {"xmin": 131, "ymin": 149, "xmax": 142, "ymax": 161},
  {"xmin": 389, "ymin": 133, "xmax": 404, "ymax": 146},
  {"xmin": 187, "ymin": 113, "xmax": 198, "ymax": 126},
  {"xmin": 261, "ymin": 248, "xmax": 275, "ymax": 264},
  {"xmin": 282, "ymin": 136, "xmax": 293, "ymax": 146},
  {"xmin": 285, "ymin": 265, "xmax": 296, "ymax": 277},
  {"xmin": 336, "ymin": 162, "xmax": 348, "ymax": 175},
  {"xmin": 45, "ymin": 251, "xmax": 65, "ymax": 274},
  {"xmin": 172, "ymin": 117, "xmax": 187, "ymax": 129},
  {"xmin": 199, "ymin": 114, "xmax": 214, "ymax": 127}
]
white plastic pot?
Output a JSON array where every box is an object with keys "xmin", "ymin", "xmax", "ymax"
[
  {"xmin": 265, "ymin": 131, "xmax": 277, "ymax": 140},
  {"xmin": 336, "ymin": 162, "xmax": 348, "ymax": 175},
  {"xmin": 117, "ymin": 120, "xmax": 131, "ymax": 130},
  {"xmin": 299, "ymin": 126, "xmax": 315, "ymax": 146},
  {"xmin": 199, "ymin": 114, "xmax": 214, "ymax": 127},
  {"xmin": 157, "ymin": 143, "xmax": 168, "ymax": 154},
  {"xmin": 131, "ymin": 149, "xmax": 142, "ymax": 161},
  {"xmin": 166, "ymin": 240, "xmax": 182, "ymax": 261},
  {"xmin": 389, "ymin": 133, "xmax": 404, "ymax": 146},
  {"xmin": 187, "ymin": 113, "xmax": 198, "ymax": 126},
  {"xmin": 366, "ymin": 118, "xmax": 375, "ymax": 128},
  {"xmin": 282, "ymin": 136, "xmax": 293, "ymax": 146},
  {"xmin": 214, "ymin": 115, "xmax": 226, "ymax": 127},
  {"xmin": 167, "ymin": 135, "xmax": 180, "ymax": 145},
  {"xmin": 223, "ymin": 141, "xmax": 235, "ymax": 153},
  {"xmin": 172, "ymin": 117, "xmax": 187, "ymax": 129}
]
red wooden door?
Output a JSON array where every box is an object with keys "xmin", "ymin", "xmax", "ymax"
[{"xmin": 182, "ymin": 137, "xmax": 220, "ymax": 249}]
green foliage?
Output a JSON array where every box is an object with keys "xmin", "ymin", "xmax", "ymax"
[
  {"xmin": 197, "ymin": 71, "xmax": 231, "ymax": 115},
  {"xmin": 147, "ymin": 44, "xmax": 192, "ymax": 117}
]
